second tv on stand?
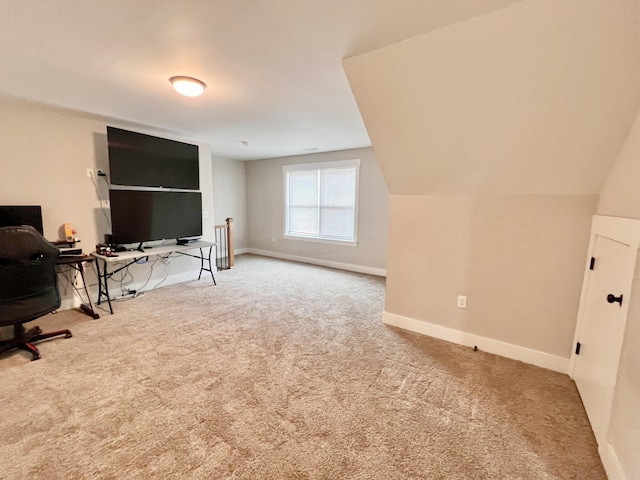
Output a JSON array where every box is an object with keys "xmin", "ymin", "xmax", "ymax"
[{"xmin": 109, "ymin": 190, "xmax": 202, "ymax": 247}]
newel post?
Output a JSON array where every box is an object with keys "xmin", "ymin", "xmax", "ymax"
[{"xmin": 226, "ymin": 217, "xmax": 235, "ymax": 267}]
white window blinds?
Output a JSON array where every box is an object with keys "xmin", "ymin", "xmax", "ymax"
[{"xmin": 284, "ymin": 159, "xmax": 360, "ymax": 244}]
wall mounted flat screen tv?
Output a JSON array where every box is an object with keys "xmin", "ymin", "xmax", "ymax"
[
  {"xmin": 109, "ymin": 190, "xmax": 202, "ymax": 246},
  {"xmin": 107, "ymin": 126, "xmax": 200, "ymax": 190},
  {"xmin": 0, "ymin": 206, "xmax": 44, "ymax": 235}
]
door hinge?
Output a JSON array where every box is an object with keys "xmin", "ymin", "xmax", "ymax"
[
  {"xmin": 589, "ymin": 257, "xmax": 595, "ymax": 270},
  {"xmin": 575, "ymin": 342, "xmax": 581, "ymax": 355}
]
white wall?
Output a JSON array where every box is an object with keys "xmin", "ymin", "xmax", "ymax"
[
  {"xmin": 245, "ymin": 147, "xmax": 388, "ymax": 275},
  {"xmin": 343, "ymin": 0, "xmax": 640, "ymax": 197},
  {"xmin": 0, "ymin": 95, "xmax": 217, "ymax": 305},
  {"xmin": 384, "ymin": 194, "xmax": 596, "ymax": 367},
  {"xmin": 212, "ymin": 156, "xmax": 247, "ymax": 251},
  {"xmin": 342, "ymin": 0, "xmax": 640, "ymax": 371},
  {"xmin": 598, "ymin": 110, "xmax": 640, "ymax": 219}
]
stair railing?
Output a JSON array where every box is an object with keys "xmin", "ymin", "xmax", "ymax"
[{"xmin": 214, "ymin": 217, "xmax": 234, "ymax": 270}]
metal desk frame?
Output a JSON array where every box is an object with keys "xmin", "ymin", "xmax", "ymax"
[
  {"xmin": 91, "ymin": 240, "xmax": 216, "ymax": 315},
  {"xmin": 56, "ymin": 255, "xmax": 100, "ymax": 319}
]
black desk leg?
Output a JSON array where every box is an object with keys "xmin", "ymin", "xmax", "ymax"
[
  {"xmin": 96, "ymin": 259, "xmax": 114, "ymax": 315},
  {"xmin": 197, "ymin": 246, "xmax": 216, "ymax": 285},
  {"xmin": 96, "ymin": 260, "xmax": 102, "ymax": 305},
  {"xmin": 76, "ymin": 262, "xmax": 100, "ymax": 319},
  {"xmin": 103, "ymin": 262, "xmax": 113, "ymax": 314}
]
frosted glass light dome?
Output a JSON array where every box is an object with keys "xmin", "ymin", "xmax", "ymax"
[{"xmin": 169, "ymin": 76, "xmax": 206, "ymax": 97}]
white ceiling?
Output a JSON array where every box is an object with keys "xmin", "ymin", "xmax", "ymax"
[{"xmin": 0, "ymin": 0, "xmax": 521, "ymax": 160}]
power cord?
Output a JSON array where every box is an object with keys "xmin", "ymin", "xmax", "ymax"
[{"xmin": 88, "ymin": 170, "xmax": 112, "ymax": 230}]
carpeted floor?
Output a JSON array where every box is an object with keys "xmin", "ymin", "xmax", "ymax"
[{"xmin": 0, "ymin": 254, "xmax": 605, "ymax": 479}]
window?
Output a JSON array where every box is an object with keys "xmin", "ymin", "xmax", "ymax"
[{"xmin": 283, "ymin": 159, "xmax": 360, "ymax": 246}]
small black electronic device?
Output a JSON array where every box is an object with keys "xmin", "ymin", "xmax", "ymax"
[
  {"xmin": 96, "ymin": 245, "xmax": 119, "ymax": 257},
  {"xmin": 59, "ymin": 247, "xmax": 83, "ymax": 256},
  {"xmin": 176, "ymin": 238, "xmax": 201, "ymax": 245}
]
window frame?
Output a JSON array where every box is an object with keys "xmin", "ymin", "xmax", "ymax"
[{"xmin": 282, "ymin": 159, "xmax": 360, "ymax": 247}]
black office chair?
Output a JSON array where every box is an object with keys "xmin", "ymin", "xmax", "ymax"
[{"xmin": 0, "ymin": 225, "xmax": 72, "ymax": 361}]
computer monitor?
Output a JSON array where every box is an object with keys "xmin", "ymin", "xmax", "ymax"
[{"xmin": 0, "ymin": 206, "xmax": 44, "ymax": 235}]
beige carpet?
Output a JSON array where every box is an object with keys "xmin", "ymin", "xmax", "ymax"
[{"xmin": 0, "ymin": 254, "xmax": 605, "ymax": 479}]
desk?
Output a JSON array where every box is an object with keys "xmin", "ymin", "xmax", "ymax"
[
  {"xmin": 56, "ymin": 255, "xmax": 100, "ymax": 319},
  {"xmin": 91, "ymin": 240, "xmax": 216, "ymax": 314}
]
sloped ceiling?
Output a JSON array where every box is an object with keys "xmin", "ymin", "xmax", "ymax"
[
  {"xmin": 0, "ymin": 0, "xmax": 522, "ymax": 161},
  {"xmin": 343, "ymin": 0, "xmax": 640, "ymax": 195}
]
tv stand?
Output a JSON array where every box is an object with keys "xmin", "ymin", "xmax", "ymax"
[{"xmin": 92, "ymin": 240, "xmax": 216, "ymax": 314}]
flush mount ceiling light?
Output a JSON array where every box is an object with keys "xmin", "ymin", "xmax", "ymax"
[{"xmin": 169, "ymin": 76, "xmax": 206, "ymax": 97}]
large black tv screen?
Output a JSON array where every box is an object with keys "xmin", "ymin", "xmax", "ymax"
[
  {"xmin": 109, "ymin": 190, "xmax": 202, "ymax": 245},
  {"xmin": 0, "ymin": 206, "xmax": 44, "ymax": 235},
  {"xmin": 107, "ymin": 126, "xmax": 200, "ymax": 190}
]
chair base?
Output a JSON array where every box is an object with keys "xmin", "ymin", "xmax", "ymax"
[{"xmin": 0, "ymin": 324, "xmax": 72, "ymax": 361}]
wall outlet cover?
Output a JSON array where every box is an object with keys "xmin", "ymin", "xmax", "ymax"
[{"xmin": 457, "ymin": 295, "xmax": 467, "ymax": 309}]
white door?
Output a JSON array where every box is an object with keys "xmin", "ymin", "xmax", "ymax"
[{"xmin": 573, "ymin": 233, "xmax": 635, "ymax": 446}]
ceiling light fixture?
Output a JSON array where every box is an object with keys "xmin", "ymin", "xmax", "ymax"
[{"xmin": 169, "ymin": 76, "xmax": 206, "ymax": 97}]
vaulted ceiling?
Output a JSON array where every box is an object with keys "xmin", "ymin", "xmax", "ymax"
[
  {"xmin": 0, "ymin": 0, "xmax": 521, "ymax": 160},
  {"xmin": 344, "ymin": 0, "xmax": 640, "ymax": 195}
]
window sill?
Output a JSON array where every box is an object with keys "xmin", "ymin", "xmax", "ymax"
[{"xmin": 283, "ymin": 235, "xmax": 357, "ymax": 247}]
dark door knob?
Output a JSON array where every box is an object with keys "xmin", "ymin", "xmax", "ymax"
[{"xmin": 607, "ymin": 294, "xmax": 623, "ymax": 306}]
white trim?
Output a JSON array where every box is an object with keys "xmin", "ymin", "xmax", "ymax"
[
  {"xmin": 282, "ymin": 158, "xmax": 361, "ymax": 172},
  {"xmin": 382, "ymin": 311, "xmax": 570, "ymax": 374},
  {"xmin": 591, "ymin": 215, "xmax": 640, "ymax": 248},
  {"xmin": 245, "ymin": 248, "xmax": 386, "ymax": 277},
  {"xmin": 282, "ymin": 234, "xmax": 357, "ymax": 247},
  {"xmin": 108, "ymin": 270, "xmax": 205, "ymax": 296},
  {"xmin": 282, "ymin": 159, "xmax": 360, "ymax": 244},
  {"xmin": 57, "ymin": 269, "xmax": 209, "ymax": 312},
  {"xmin": 568, "ymin": 214, "xmax": 640, "ymax": 477},
  {"xmin": 569, "ymin": 215, "xmax": 640, "ymax": 377},
  {"xmin": 60, "ymin": 297, "xmax": 81, "ymax": 311}
]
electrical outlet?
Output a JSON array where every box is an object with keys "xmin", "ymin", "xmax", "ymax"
[
  {"xmin": 86, "ymin": 167, "xmax": 94, "ymax": 178},
  {"xmin": 101, "ymin": 200, "xmax": 110, "ymax": 208},
  {"xmin": 457, "ymin": 295, "xmax": 467, "ymax": 309},
  {"xmin": 202, "ymin": 211, "xmax": 209, "ymax": 218},
  {"xmin": 96, "ymin": 169, "xmax": 105, "ymax": 177}
]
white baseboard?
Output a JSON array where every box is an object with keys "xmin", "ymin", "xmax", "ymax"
[
  {"xmin": 245, "ymin": 248, "xmax": 386, "ymax": 277},
  {"xmin": 235, "ymin": 248, "xmax": 249, "ymax": 255},
  {"xmin": 382, "ymin": 311, "xmax": 570, "ymax": 374},
  {"xmin": 110, "ymin": 270, "xmax": 206, "ymax": 298},
  {"xmin": 57, "ymin": 269, "xmax": 210, "ymax": 312},
  {"xmin": 60, "ymin": 297, "xmax": 81, "ymax": 311}
]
